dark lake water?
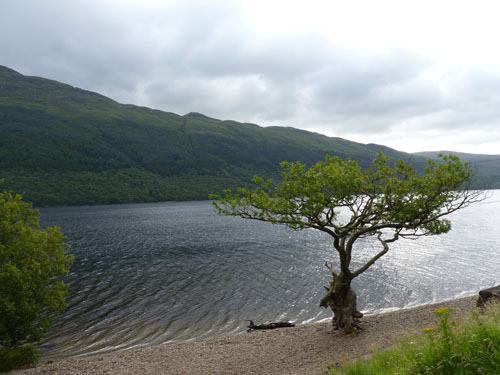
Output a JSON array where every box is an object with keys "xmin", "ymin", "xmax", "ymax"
[{"xmin": 38, "ymin": 191, "xmax": 500, "ymax": 359}]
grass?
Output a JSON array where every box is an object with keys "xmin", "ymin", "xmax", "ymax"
[{"xmin": 329, "ymin": 303, "xmax": 500, "ymax": 375}]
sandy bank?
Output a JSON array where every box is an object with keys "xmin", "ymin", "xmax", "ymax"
[{"xmin": 13, "ymin": 296, "xmax": 479, "ymax": 375}]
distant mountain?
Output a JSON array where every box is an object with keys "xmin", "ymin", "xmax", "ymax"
[
  {"xmin": 415, "ymin": 151, "xmax": 500, "ymax": 189},
  {"xmin": 415, "ymin": 151, "xmax": 500, "ymax": 162},
  {"xmin": 0, "ymin": 65, "xmax": 494, "ymax": 206}
]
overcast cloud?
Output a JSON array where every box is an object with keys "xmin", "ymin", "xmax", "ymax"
[{"xmin": 2, "ymin": 0, "xmax": 500, "ymax": 153}]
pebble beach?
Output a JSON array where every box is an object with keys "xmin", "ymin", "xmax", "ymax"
[{"xmin": 13, "ymin": 296, "xmax": 479, "ymax": 375}]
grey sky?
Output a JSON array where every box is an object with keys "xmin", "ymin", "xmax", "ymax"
[{"xmin": 2, "ymin": 0, "xmax": 500, "ymax": 154}]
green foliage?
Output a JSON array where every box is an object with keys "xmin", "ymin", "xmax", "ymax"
[
  {"xmin": 1, "ymin": 168, "xmax": 256, "ymax": 206},
  {"xmin": 329, "ymin": 304, "xmax": 500, "ymax": 375},
  {"xmin": 212, "ymin": 152, "xmax": 477, "ymax": 240},
  {"xmin": 0, "ymin": 345, "xmax": 39, "ymax": 372},
  {"xmin": 416, "ymin": 151, "xmax": 500, "ymax": 189},
  {"xmin": 0, "ymin": 189, "xmax": 73, "ymax": 363}
]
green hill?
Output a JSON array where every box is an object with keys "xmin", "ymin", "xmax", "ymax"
[
  {"xmin": 415, "ymin": 151, "xmax": 500, "ymax": 189},
  {"xmin": 0, "ymin": 65, "xmax": 491, "ymax": 206}
]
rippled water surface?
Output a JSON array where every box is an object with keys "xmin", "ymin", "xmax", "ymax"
[{"xmin": 39, "ymin": 191, "xmax": 500, "ymax": 359}]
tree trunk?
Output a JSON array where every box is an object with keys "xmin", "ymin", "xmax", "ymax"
[{"xmin": 320, "ymin": 273, "xmax": 363, "ymax": 333}]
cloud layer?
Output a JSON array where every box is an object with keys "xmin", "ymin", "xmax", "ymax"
[{"xmin": 2, "ymin": 0, "xmax": 500, "ymax": 153}]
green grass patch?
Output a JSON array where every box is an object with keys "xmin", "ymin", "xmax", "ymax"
[{"xmin": 329, "ymin": 303, "xmax": 500, "ymax": 375}]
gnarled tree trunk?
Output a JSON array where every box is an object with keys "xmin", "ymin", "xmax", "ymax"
[{"xmin": 320, "ymin": 271, "xmax": 363, "ymax": 333}]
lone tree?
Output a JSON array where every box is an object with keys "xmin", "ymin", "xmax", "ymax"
[
  {"xmin": 211, "ymin": 153, "xmax": 483, "ymax": 333},
  {"xmin": 0, "ymin": 189, "xmax": 73, "ymax": 369}
]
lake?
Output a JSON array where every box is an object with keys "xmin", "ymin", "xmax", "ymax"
[{"xmin": 38, "ymin": 191, "xmax": 500, "ymax": 359}]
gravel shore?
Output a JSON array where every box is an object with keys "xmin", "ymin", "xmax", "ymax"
[{"xmin": 13, "ymin": 296, "xmax": 479, "ymax": 375}]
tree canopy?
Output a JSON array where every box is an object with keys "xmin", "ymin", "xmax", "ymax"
[
  {"xmin": 0, "ymin": 189, "xmax": 73, "ymax": 368},
  {"xmin": 211, "ymin": 153, "xmax": 483, "ymax": 333}
]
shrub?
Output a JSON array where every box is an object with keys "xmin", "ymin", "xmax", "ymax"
[
  {"xmin": 0, "ymin": 189, "xmax": 73, "ymax": 370},
  {"xmin": 0, "ymin": 345, "xmax": 39, "ymax": 372}
]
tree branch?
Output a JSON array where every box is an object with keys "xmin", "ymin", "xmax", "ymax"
[
  {"xmin": 351, "ymin": 232, "xmax": 391, "ymax": 278},
  {"xmin": 324, "ymin": 261, "xmax": 338, "ymax": 278}
]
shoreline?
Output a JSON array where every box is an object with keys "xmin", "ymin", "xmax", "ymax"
[{"xmin": 14, "ymin": 295, "xmax": 479, "ymax": 375}]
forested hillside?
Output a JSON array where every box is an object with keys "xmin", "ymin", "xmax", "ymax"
[
  {"xmin": 415, "ymin": 151, "xmax": 500, "ymax": 189},
  {"xmin": 0, "ymin": 65, "xmax": 494, "ymax": 206}
]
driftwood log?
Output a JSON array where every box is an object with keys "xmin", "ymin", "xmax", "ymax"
[{"xmin": 246, "ymin": 320, "xmax": 295, "ymax": 330}]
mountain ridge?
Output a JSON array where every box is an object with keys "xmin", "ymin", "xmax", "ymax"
[{"xmin": 1, "ymin": 66, "xmax": 498, "ymax": 206}]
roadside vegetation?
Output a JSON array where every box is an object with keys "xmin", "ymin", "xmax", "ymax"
[{"xmin": 329, "ymin": 303, "xmax": 500, "ymax": 375}]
